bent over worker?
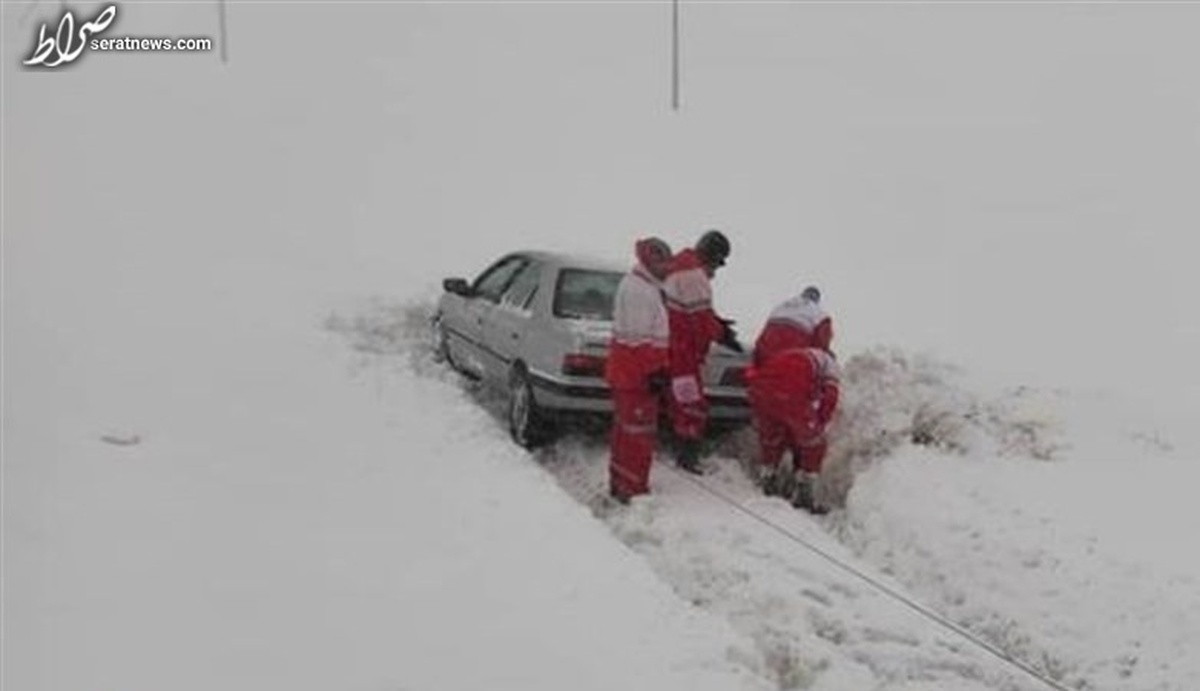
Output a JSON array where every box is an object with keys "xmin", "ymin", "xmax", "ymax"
[{"xmin": 745, "ymin": 286, "xmax": 840, "ymax": 513}]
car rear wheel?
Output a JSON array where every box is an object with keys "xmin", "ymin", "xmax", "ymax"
[
  {"xmin": 509, "ymin": 367, "xmax": 553, "ymax": 449},
  {"xmin": 432, "ymin": 316, "xmax": 455, "ymax": 367}
]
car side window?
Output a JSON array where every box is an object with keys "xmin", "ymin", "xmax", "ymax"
[
  {"xmin": 553, "ymin": 269, "xmax": 623, "ymax": 321},
  {"xmin": 472, "ymin": 257, "xmax": 527, "ymax": 303},
  {"xmin": 501, "ymin": 261, "xmax": 541, "ymax": 310}
]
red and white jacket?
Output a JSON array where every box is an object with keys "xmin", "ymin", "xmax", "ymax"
[
  {"xmin": 753, "ymin": 295, "xmax": 833, "ymax": 368},
  {"xmin": 605, "ymin": 264, "xmax": 670, "ymax": 391},
  {"xmin": 747, "ymin": 346, "xmax": 841, "ymax": 431},
  {"xmin": 661, "ymin": 249, "xmax": 725, "ymax": 377}
]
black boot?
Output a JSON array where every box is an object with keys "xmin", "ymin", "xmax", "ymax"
[
  {"xmin": 792, "ymin": 474, "xmax": 828, "ymax": 515},
  {"xmin": 609, "ymin": 489, "xmax": 632, "ymax": 506},
  {"xmin": 760, "ymin": 466, "xmax": 784, "ymax": 496},
  {"xmin": 676, "ymin": 438, "xmax": 705, "ymax": 475}
]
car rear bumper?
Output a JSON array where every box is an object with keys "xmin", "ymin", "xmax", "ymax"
[{"xmin": 527, "ymin": 371, "xmax": 750, "ymax": 420}]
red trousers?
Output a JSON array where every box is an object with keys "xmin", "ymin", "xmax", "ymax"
[
  {"xmin": 610, "ymin": 387, "xmax": 661, "ymax": 497},
  {"xmin": 748, "ymin": 376, "xmax": 827, "ymax": 474},
  {"xmin": 752, "ymin": 411, "xmax": 827, "ymax": 474}
]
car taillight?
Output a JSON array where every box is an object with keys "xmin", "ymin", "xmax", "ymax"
[
  {"xmin": 719, "ymin": 367, "xmax": 746, "ymax": 386},
  {"xmin": 562, "ymin": 353, "xmax": 607, "ymax": 377}
]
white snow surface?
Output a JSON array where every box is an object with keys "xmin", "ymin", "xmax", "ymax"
[{"xmin": 4, "ymin": 3, "xmax": 1199, "ymax": 691}]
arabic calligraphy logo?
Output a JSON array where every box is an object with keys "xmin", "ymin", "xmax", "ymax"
[{"xmin": 24, "ymin": 4, "xmax": 117, "ymax": 68}]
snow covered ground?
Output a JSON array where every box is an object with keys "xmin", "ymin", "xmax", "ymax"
[
  {"xmin": 5, "ymin": 2, "xmax": 1199, "ymax": 691},
  {"xmin": 330, "ymin": 299, "xmax": 1198, "ymax": 691}
]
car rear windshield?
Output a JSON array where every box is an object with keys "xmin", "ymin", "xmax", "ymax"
[{"xmin": 553, "ymin": 269, "xmax": 624, "ymax": 321}]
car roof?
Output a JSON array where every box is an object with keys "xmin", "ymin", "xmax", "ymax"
[{"xmin": 513, "ymin": 250, "xmax": 626, "ymax": 274}]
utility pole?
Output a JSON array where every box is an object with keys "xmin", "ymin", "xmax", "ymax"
[
  {"xmin": 217, "ymin": 0, "xmax": 229, "ymax": 64},
  {"xmin": 671, "ymin": 0, "xmax": 680, "ymax": 111}
]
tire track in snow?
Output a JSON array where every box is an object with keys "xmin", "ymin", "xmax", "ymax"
[{"xmin": 541, "ymin": 436, "xmax": 1043, "ymax": 691}]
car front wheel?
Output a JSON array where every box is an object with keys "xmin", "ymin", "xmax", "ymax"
[{"xmin": 509, "ymin": 368, "xmax": 553, "ymax": 449}]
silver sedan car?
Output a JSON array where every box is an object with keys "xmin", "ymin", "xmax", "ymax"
[{"xmin": 433, "ymin": 250, "xmax": 751, "ymax": 447}]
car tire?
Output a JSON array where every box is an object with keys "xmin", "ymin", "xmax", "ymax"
[{"xmin": 509, "ymin": 367, "xmax": 553, "ymax": 449}]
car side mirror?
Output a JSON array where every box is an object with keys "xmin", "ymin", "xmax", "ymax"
[{"xmin": 443, "ymin": 278, "xmax": 472, "ymax": 296}]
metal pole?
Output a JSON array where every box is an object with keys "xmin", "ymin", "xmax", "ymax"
[
  {"xmin": 671, "ymin": 0, "xmax": 680, "ymax": 111},
  {"xmin": 217, "ymin": 0, "xmax": 229, "ymax": 64}
]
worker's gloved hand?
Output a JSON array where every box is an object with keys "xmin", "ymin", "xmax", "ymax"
[{"xmin": 718, "ymin": 319, "xmax": 744, "ymax": 353}]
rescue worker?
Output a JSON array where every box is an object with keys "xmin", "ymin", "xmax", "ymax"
[
  {"xmin": 661, "ymin": 229, "xmax": 741, "ymax": 473},
  {"xmin": 745, "ymin": 286, "xmax": 840, "ymax": 513},
  {"xmin": 605, "ymin": 237, "xmax": 673, "ymax": 503}
]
